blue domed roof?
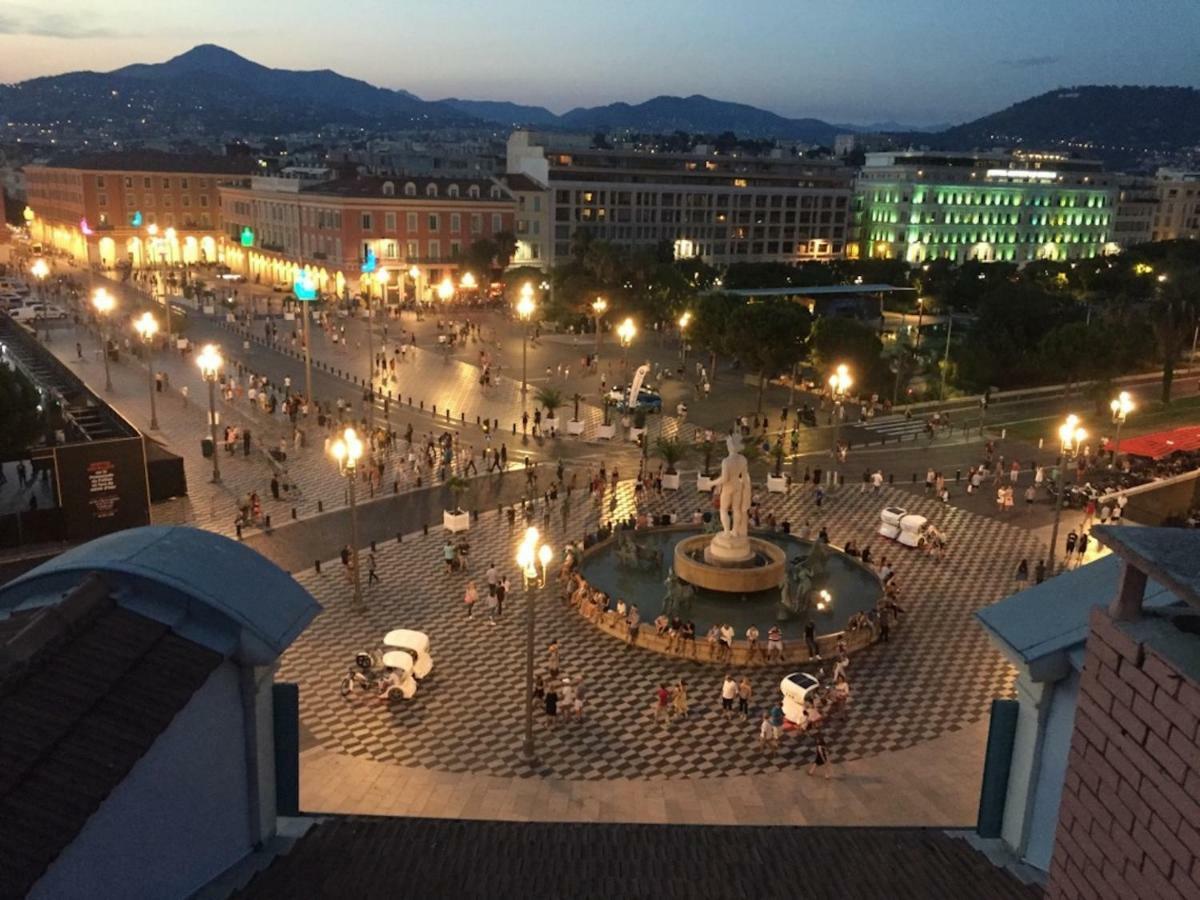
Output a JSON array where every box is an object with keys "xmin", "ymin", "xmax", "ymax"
[{"xmin": 0, "ymin": 526, "xmax": 321, "ymax": 664}]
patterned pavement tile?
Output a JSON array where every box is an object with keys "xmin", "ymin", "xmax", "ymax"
[{"xmin": 279, "ymin": 478, "xmax": 1038, "ymax": 779}]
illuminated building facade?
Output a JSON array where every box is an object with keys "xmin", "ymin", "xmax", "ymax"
[
  {"xmin": 1150, "ymin": 169, "xmax": 1200, "ymax": 242},
  {"xmin": 857, "ymin": 151, "xmax": 1119, "ymax": 264},
  {"xmin": 507, "ymin": 131, "xmax": 854, "ymax": 267},
  {"xmin": 23, "ymin": 152, "xmax": 254, "ymax": 270},
  {"xmin": 218, "ymin": 174, "xmax": 517, "ymax": 300}
]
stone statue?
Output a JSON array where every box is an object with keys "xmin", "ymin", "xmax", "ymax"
[
  {"xmin": 663, "ymin": 567, "xmax": 695, "ymax": 620},
  {"xmin": 705, "ymin": 432, "xmax": 754, "ymax": 564},
  {"xmin": 778, "ymin": 553, "xmax": 814, "ymax": 620}
]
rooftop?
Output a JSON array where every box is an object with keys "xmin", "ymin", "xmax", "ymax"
[
  {"xmin": 234, "ymin": 817, "xmax": 1043, "ymax": 900},
  {"xmin": 300, "ymin": 175, "xmax": 509, "ymax": 201},
  {"xmin": 501, "ymin": 172, "xmax": 546, "ymax": 192},
  {"xmin": 1092, "ymin": 525, "xmax": 1200, "ymax": 610},
  {"xmin": 0, "ymin": 575, "xmax": 222, "ymax": 899},
  {"xmin": 36, "ymin": 150, "xmax": 257, "ymax": 175}
]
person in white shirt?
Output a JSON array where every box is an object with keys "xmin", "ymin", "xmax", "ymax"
[{"xmin": 720, "ymin": 674, "xmax": 738, "ymax": 718}]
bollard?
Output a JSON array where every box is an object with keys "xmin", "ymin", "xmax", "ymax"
[
  {"xmin": 476, "ymin": 415, "xmax": 481, "ymax": 425},
  {"xmin": 839, "ymin": 473, "xmax": 845, "ymax": 486},
  {"xmin": 512, "ymin": 423, "xmax": 517, "ymax": 435},
  {"xmin": 318, "ymin": 500, "xmax": 324, "ymax": 512},
  {"xmin": 420, "ymin": 400, "xmax": 424, "ymax": 410},
  {"xmin": 912, "ymin": 473, "xmax": 917, "ymax": 483},
  {"xmin": 409, "ymin": 396, "xmax": 413, "ymax": 405},
  {"xmin": 1001, "ymin": 428, "xmax": 1007, "ymax": 439},
  {"xmin": 417, "ymin": 476, "xmax": 422, "ymax": 487},
  {"xmin": 315, "ymin": 559, "xmax": 322, "ymax": 573},
  {"xmin": 291, "ymin": 507, "xmax": 297, "ymax": 520},
  {"xmin": 236, "ymin": 523, "xmax": 243, "ymax": 540},
  {"xmin": 397, "ymin": 532, "xmax": 402, "ymax": 543},
  {"xmin": 956, "ymin": 469, "xmax": 961, "ymax": 482},
  {"xmin": 394, "ymin": 481, "xmax": 399, "ymax": 494},
  {"xmin": 265, "ymin": 514, "xmax": 271, "ymax": 529},
  {"xmin": 433, "ymin": 405, "xmax": 437, "ymax": 417},
  {"xmin": 473, "ymin": 508, "xmax": 480, "ymax": 521},
  {"xmin": 446, "ymin": 410, "xmax": 451, "ymax": 422},
  {"xmin": 422, "ymin": 523, "xmax": 428, "ymax": 535},
  {"xmin": 370, "ymin": 540, "xmax": 376, "ymax": 552},
  {"xmin": 888, "ymin": 473, "xmax": 894, "ymax": 484},
  {"xmin": 461, "ymin": 411, "xmax": 466, "ymax": 422}
]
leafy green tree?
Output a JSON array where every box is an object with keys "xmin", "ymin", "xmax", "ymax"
[
  {"xmin": 533, "ymin": 386, "xmax": 564, "ymax": 419},
  {"xmin": 0, "ymin": 365, "xmax": 44, "ymax": 459},
  {"xmin": 690, "ymin": 292, "xmax": 739, "ymax": 375},
  {"xmin": 727, "ymin": 298, "xmax": 812, "ymax": 413},
  {"xmin": 809, "ymin": 316, "xmax": 888, "ymax": 395},
  {"xmin": 1148, "ymin": 272, "xmax": 1200, "ymax": 403},
  {"xmin": 1038, "ymin": 321, "xmax": 1096, "ymax": 398}
]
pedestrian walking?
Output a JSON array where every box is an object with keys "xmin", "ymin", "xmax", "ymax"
[
  {"xmin": 367, "ymin": 550, "xmax": 380, "ymax": 585},
  {"xmin": 720, "ymin": 673, "xmax": 738, "ymax": 719},
  {"xmin": 464, "ymin": 580, "xmax": 478, "ymax": 618},
  {"xmin": 807, "ymin": 735, "xmax": 832, "ymax": 779},
  {"xmin": 737, "ymin": 676, "xmax": 752, "ymax": 719},
  {"xmin": 759, "ymin": 711, "xmax": 777, "ymax": 754}
]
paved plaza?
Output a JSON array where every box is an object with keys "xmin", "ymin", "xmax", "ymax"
[{"xmin": 279, "ymin": 476, "xmax": 1041, "ymax": 819}]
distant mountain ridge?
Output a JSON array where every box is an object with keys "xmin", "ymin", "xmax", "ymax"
[{"xmin": 2, "ymin": 46, "xmax": 1195, "ymax": 166}]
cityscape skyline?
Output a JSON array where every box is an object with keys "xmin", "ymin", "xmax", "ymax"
[{"xmin": 2, "ymin": 0, "xmax": 1199, "ymax": 126}]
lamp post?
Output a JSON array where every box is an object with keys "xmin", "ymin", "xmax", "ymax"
[
  {"xmin": 591, "ymin": 296, "xmax": 607, "ymax": 358},
  {"xmin": 828, "ymin": 363, "xmax": 852, "ymax": 460},
  {"xmin": 197, "ymin": 344, "xmax": 223, "ymax": 484},
  {"xmin": 517, "ymin": 527, "xmax": 553, "ymax": 761},
  {"xmin": 677, "ymin": 311, "xmax": 692, "ymax": 367},
  {"xmin": 1110, "ymin": 391, "xmax": 1133, "ymax": 465},
  {"xmin": 92, "ymin": 288, "xmax": 116, "ymax": 393},
  {"xmin": 134, "ymin": 312, "xmax": 160, "ymax": 430},
  {"xmin": 1047, "ymin": 415, "xmax": 1087, "ymax": 574},
  {"xmin": 294, "ymin": 271, "xmax": 317, "ymax": 407},
  {"xmin": 915, "ymin": 297, "xmax": 925, "ymax": 350},
  {"xmin": 517, "ymin": 283, "xmax": 536, "ymax": 395},
  {"xmin": 367, "ymin": 270, "xmax": 388, "ymax": 428},
  {"xmin": 617, "ymin": 316, "xmax": 636, "ymax": 373},
  {"xmin": 331, "ymin": 427, "xmax": 365, "ymax": 612},
  {"xmin": 460, "ymin": 271, "xmax": 477, "ymax": 294},
  {"xmin": 409, "ymin": 265, "xmax": 422, "ymax": 320},
  {"xmin": 437, "ymin": 276, "xmax": 455, "ymax": 304},
  {"xmin": 29, "ymin": 258, "xmax": 49, "ymax": 300}
]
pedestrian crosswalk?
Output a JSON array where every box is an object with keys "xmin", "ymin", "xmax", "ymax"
[{"xmin": 850, "ymin": 414, "xmax": 930, "ymax": 439}]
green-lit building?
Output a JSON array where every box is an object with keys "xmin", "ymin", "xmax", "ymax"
[{"xmin": 856, "ymin": 151, "xmax": 1120, "ymax": 265}]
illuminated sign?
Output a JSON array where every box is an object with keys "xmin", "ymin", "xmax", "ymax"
[
  {"xmin": 361, "ymin": 247, "xmax": 377, "ymax": 274},
  {"xmin": 240, "ymin": 226, "xmax": 255, "ymax": 248},
  {"xmin": 80, "ymin": 218, "xmax": 93, "ymax": 236},
  {"xmin": 130, "ymin": 211, "xmax": 143, "ymax": 227},
  {"xmin": 293, "ymin": 271, "xmax": 318, "ymax": 301},
  {"xmin": 985, "ymin": 169, "xmax": 1058, "ymax": 181}
]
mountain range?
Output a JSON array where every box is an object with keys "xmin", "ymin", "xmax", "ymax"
[{"xmin": 2, "ymin": 45, "xmax": 1196, "ymax": 164}]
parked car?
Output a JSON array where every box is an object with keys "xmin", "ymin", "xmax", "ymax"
[
  {"xmin": 609, "ymin": 385, "xmax": 663, "ymax": 413},
  {"xmin": 9, "ymin": 302, "xmax": 68, "ymax": 321}
]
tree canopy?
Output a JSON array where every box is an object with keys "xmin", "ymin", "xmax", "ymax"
[{"xmin": 0, "ymin": 364, "xmax": 44, "ymax": 460}]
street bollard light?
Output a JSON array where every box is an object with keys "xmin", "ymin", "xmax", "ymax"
[
  {"xmin": 592, "ymin": 296, "xmax": 607, "ymax": 358},
  {"xmin": 1109, "ymin": 391, "xmax": 1133, "ymax": 465},
  {"xmin": 1047, "ymin": 415, "xmax": 1087, "ymax": 574},
  {"xmin": 197, "ymin": 343, "xmax": 223, "ymax": 484},
  {"xmin": 518, "ymin": 527, "xmax": 553, "ymax": 761},
  {"xmin": 133, "ymin": 311, "xmax": 160, "ymax": 429},
  {"xmin": 517, "ymin": 283, "xmax": 536, "ymax": 395},
  {"xmin": 92, "ymin": 287, "xmax": 116, "ymax": 393},
  {"xmin": 331, "ymin": 427, "xmax": 366, "ymax": 612}
]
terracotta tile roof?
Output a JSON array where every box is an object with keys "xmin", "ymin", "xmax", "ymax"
[
  {"xmin": 0, "ymin": 575, "xmax": 222, "ymax": 899},
  {"xmin": 235, "ymin": 817, "xmax": 1043, "ymax": 900},
  {"xmin": 301, "ymin": 175, "xmax": 508, "ymax": 200}
]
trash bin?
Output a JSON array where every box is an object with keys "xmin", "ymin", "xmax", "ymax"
[{"xmin": 201, "ymin": 438, "xmax": 214, "ymax": 458}]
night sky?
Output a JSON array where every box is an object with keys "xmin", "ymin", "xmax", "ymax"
[{"xmin": 2, "ymin": 0, "xmax": 1198, "ymax": 126}]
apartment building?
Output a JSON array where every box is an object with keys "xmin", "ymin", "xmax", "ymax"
[
  {"xmin": 506, "ymin": 131, "xmax": 854, "ymax": 267},
  {"xmin": 857, "ymin": 151, "xmax": 1120, "ymax": 264},
  {"xmin": 23, "ymin": 151, "xmax": 253, "ymax": 268},
  {"xmin": 219, "ymin": 174, "xmax": 517, "ymax": 299},
  {"xmin": 1151, "ymin": 169, "xmax": 1200, "ymax": 242}
]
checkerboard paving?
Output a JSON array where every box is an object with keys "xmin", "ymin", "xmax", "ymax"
[{"xmin": 279, "ymin": 480, "xmax": 1039, "ymax": 779}]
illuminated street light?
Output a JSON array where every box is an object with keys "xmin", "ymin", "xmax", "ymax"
[
  {"xmin": 517, "ymin": 283, "xmax": 536, "ymax": 395},
  {"xmin": 1048, "ymin": 414, "xmax": 1087, "ymax": 573},
  {"xmin": 617, "ymin": 316, "xmax": 636, "ymax": 371},
  {"xmin": 92, "ymin": 288, "xmax": 116, "ymax": 393},
  {"xmin": 29, "ymin": 258, "xmax": 49, "ymax": 283},
  {"xmin": 517, "ymin": 526, "xmax": 553, "ymax": 761},
  {"xmin": 591, "ymin": 296, "xmax": 608, "ymax": 356},
  {"xmin": 197, "ymin": 344, "xmax": 224, "ymax": 483},
  {"xmin": 460, "ymin": 271, "xmax": 477, "ymax": 291},
  {"xmin": 1109, "ymin": 392, "xmax": 1134, "ymax": 463},
  {"xmin": 330, "ymin": 427, "xmax": 366, "ymax": 611},
  {"xmin": 828, "ymin": 364, "xmax": 852, "ymax": 459},
  {"xmin": 133, "ymin": 312, "xmax": 160, "ymax": 430},
  {"xmin": 677, "ymin": 310, "xmax": 692, "ymax": 365},
  {"xmin": 437, "ymin": 276, "xmax": 455, "ymax": 302}
]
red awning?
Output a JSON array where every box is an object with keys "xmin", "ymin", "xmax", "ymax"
[{"xmin": 1111, "ymin": 425, "xmax": 1200, "ymax": 460}]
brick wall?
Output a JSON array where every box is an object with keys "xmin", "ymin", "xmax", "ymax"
[{"xmin": 1046, "ymin": 606, "xmax": 1200, "ymax": 899}]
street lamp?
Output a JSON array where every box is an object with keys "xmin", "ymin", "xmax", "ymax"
[
  {"xmin": 1110, "ymin": 391, "xmax": 1133, "ymax": 464},
  {"xmin": 517, "ymin": 283, "xmax": 536, "ymax": 395},
  {"xmin": 331, "ymin": 427, "xmax": 366, "ymax": 612},
  {"xmin": 294, "ymin": 270, "xmax": 318, "ymax": 406},
  {"xmin": 915, "ymin": 297, "xmax": 925, "ymax": 350},
  {"xmin": 828, "ymin": 363, "xmax": 852, "ymax": 459},
  {"xmin": 408, "ymin": 265, "xmax": 422, "ymax": 318},
  {"xmin": 197, "ymin": 344, "xmax": 223, "ymax": 483},
  {"xmin": 29, "ymin": 258, "xmax": 49, "ymax": 298},
  {"xmin": 591, "ymin": 296, "xmax": 608, "ymax": 357},
  {"xmin": 617, "ymin": 316, "xmax": 636, "ymax": 371},
  {"xmin": 1047, "ymin": 415, "xmax": 1087, "ymax": 574},
  {"xmin": 437, "ymin": 276, "xmax": 455, "ymax": 303},
  {"xmin": 677, "ymin": 311, "xmax": 692, "ymax": 366},
  {"xmin": 460, "ymin": 271, "xmax": 477, "ymax": 292},
  {"xmin": 517, "ymin": 526, "xmax": 553, "ymax": 761},
  {"xmin": 92, "ymin": 288, "xmax": 116, "ymax": 393},
  {"xmin": 133, "ymin": 312, "xmax": 160, "ymax": 429}
]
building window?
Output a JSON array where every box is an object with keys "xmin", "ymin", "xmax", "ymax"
[
  {"xmin": 468, "ymin": 185, "xmax": 480, "ymax": 199},
  {"xmin": 385, "ymin": 240, "xmax": 398, "ymax": 258},
  {"xmin": 448, "ymin": 184, "xmax": 460, "ymax": 198},
  {"xmin": 96, "ymin": 175, "xmax": 105, "ymax": 188},
  {"xmin": 428, "ymin": 239, "xmax": 440, "ymax": 259},
  {"xmin": 406, "ymin": 212, "xmax": 418, "ymax": 232},
  {"xmin": 533, "ymin": 196, "xmax": 541, "ymax": 212},
  {"xmin": 406, "ymin": 240, "xmax": 419, "ymax": 259},
  {"xmin": 362, "ymin": 212, "xmax": 373, "ymax": 231},
  {"xmin": 385, "ymin": 212, "xmax": 396, "ymax": 231},
  {"xmin": 428, "ymin": 214, "xmax": 439, "ymax": 231},
  {"xmin": 471, "ymin": 214, "xmax": 482, "ymax": 234},
  {"xmin": 450, "ymin": 213, "xmax": 461, "ymax": 233},
  {"xmin": 98, "ymin": 193, "xmax": 107, "ymax": 207},
  {"xmin": 490, "ymin": 186, "xmax": 502, "ymax": 199},
  {"xmin": 404, "ymin": 182, "xmax": 417, "ymax": 197},
  {"xmin": 162, "ymin": 178, "xmax": 171, "ymax": 189},
  {"xmin": 491, "ymin": 213, "xmax": 502, "ymax": 233},
  {"xmin": 450, "ymin": 240, "xmax": 461, "ymax": 258},
  {"xmin": 426, "ymin": 183, "xmax": 438, "ymax": 198},
  {"xmin": 199, "ymin": 195, "xmax": 208, "ymax": 207},
  {"xmin": 181, "ymin": 177, "xmax": 189, "ymax": 189},
  {"xmin": 181, "ymin": 195, "xmax": 190, "ymax": 207},
  {"xmin": 143, "ymin": 177, "xmax": 152, "ymax": 189}
]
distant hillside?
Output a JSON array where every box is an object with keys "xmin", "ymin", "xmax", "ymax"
[
  {"xmin": 440, "ymin": 98, "xmax": 560, "ymax": 127},
  {"xmin": 932, "ymin": 86, "xmax": 1200, "ymax": 162}
]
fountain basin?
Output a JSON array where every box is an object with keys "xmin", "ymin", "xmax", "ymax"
[{"xmin": 676, "ymin": 534, "xmax": 786, "ymax": 593}]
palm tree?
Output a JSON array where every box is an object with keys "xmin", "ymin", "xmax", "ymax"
[
  {"xmin": 534, "ymin": 386, "xmax": 564, "ymax": 420},
  {"xmin": 653, "ymin": 437, "xmax": 691, "ymax": 475}
]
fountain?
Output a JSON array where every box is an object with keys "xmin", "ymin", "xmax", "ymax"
[{"xmin": 673, "ymin": 433, "xmax": 786, "ymax": 593}]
